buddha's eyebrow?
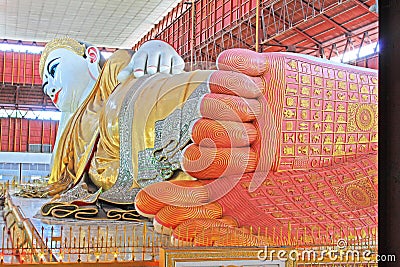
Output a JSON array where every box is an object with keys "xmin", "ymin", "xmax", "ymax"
[{"xmin": 47, "ymin": 57, "xmax": 60, "ymax": 73}]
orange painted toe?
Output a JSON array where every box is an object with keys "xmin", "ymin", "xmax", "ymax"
[{"xmin": 135, "ymin": 180, "xmax": 209, "ymax": 217}]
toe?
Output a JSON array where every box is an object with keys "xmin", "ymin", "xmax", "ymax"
[
  {"xmin": 135, "ymin": 180, "xmax": 208, "ymax": 217},
  {"xmin": 181, "ymin": 144, "xmax": 258, "ymax": 178},
  {"xmin": 216, "ymin": 49, "xmax": 268, "ymax": 76}
]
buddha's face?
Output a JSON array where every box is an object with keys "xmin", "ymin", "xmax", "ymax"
[{"xmin": 41, "ymin": 48, "xmax": 92, "ymax": 112}]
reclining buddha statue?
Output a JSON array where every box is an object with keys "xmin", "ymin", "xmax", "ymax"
[{"xmin": 35, "ymin": 36, "xmax": 377, "ymax": 246}]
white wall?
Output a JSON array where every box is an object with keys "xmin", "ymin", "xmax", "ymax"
[{"xmin": 0, "ymin": 152, "xmax": 51, "ymax": 164}]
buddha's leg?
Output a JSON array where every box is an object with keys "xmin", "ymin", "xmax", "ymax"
[{"xmin": 136, "ymin": 49, "xmax": 378, "ymax": 245}]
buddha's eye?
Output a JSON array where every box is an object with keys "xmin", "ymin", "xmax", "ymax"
[{"xmin": 49, "ymin": 63, "xmax": 59, "ymax": 78}]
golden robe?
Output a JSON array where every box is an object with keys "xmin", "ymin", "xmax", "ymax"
[{"xmin": 49, "ymin": 50, "xmax": 132, "ymax": 185}]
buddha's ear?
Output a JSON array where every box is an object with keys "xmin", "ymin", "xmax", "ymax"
[
  {"xmin": 85, "ymin": 46, "xmax": 100, "ymax": 64},
  {"xmin": 85, "ymin": 46, "xmax": 101, "ymax": 79}
]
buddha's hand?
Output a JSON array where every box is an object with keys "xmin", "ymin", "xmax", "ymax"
[{"xmin": 117, "ymin": 40, "xmax": 185, "ymax": 81}]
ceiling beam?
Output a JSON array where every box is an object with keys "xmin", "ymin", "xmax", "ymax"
[
  {"xmin": 321, "ymin": 22, "xmax": 378, "ymax": 49},
  {"xmin": 292, "ymin": 28, "xmax": 322, "ymax": 46},
  {"xmin": 259, "ymin": 2, "xmax": 322, "ymax": 47},
  {"xmin": 340, "ymin": 11, "xmax": 375, "ymax": 25},
  {"xmin": 320, "ymin": 13, "xmax": 350, "ymax": 35},
  {"xmin": 299, "ymin": 0, "xmax": 351, "ymax": 35},
  {"xmin": 350, "ymin": 0, "xmax": 378, "ymax": 17}
]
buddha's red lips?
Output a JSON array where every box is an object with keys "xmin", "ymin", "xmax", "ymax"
[{"xmin": 53, "ymin": 89, "xmax": 61, "ymax": 104}]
